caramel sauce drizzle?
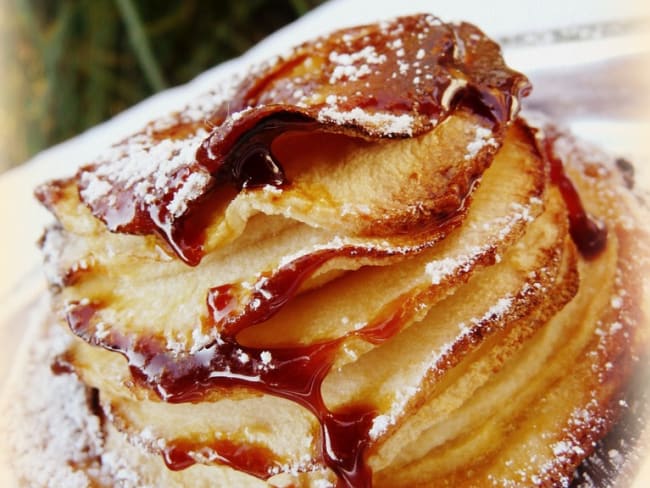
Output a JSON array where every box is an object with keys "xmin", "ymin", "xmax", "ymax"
[
  {"xmin": 45, "ymin": 14, "xmax": 553, "ymax": 488},
  {"xmin": 60, "ymin": 124, "xmax": 611, "ymax": 487},
  {"xmin": 67, "ymin": 299, "xmax": 375, "ymax": 486},
  {"xmin": 62, "ymin": 127, "xmax": 611, "ymax": 486},
  {"xmin": 539, "ymin": 130, "xmax": 607, "ymax": 259},
  {"xmin": 67, "ymin": 15, "xmax": 529, "ymax": 266},
  {"xmin": 163, "ymin": 438, "xmax": 279, "ymax": 479}
]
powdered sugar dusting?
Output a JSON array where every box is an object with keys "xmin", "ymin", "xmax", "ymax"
[
  {"xmin": 79, "ymin": 128, "xmax": 212, "ymax": 228},
  {"xmin": 80, "ymin": 84, "xmax": 230, "ymax": 210},
  {"xmin": 166, "ymin": 170, "xmax": 212, "ymax": 218},
  {"xmin": 477, "ymin": 296, "xmax": 513, "ymax": 323},
  {"xmin": 425, "ymin": 195, "xmax": 540, "ymax": 286},
  {"xmin": 318, "ymin": 106, "xmax": 414, "ymax": 136},
  {"xmin": 328, "ymin": 46, "xmax": 387, "ymax": 83},
  {"xmin": 425, "ymin": 246, "xmax": 486, "ymax": 285},
  {"xmin": 0, "ymin": 299, "xmax": 142, "ymax": 487},
  {"xmin": 40, "ymin": 225, "xmax": 68, "ymax": 288},
  {"xmin": 369, "ymin": 385, "xmax": 420, "ymax": 441},
  {"xmin": 465, "ymin": 125, "xmax": 499, "ymax": 160},
  {"xmin": 368, "ymin": 414, "xmax": 391, "ymax": 440},
  {"xmin": 67, "ymin": 13, "xmax": 528, "ymax": 247}
]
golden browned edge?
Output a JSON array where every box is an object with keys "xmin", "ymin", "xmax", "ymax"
[{"xmin": 0, "ymin": 127, "xmax": 647, "ymax": 486}]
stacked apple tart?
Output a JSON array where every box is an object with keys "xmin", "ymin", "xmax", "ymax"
[{"xmin": 12, "ymin": 13, "xmax": 650, "ymax": 487}]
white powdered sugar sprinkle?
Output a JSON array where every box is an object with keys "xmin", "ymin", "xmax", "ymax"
[
  {"xmin": 80, "ymin": 128, "xmax": 212, "ymax": 221},
  {"xmin": 260, "ymin": 350, "xmax": 273, "ymax": 365},
  {"xmin": 318, "ymin": 106, "xmax": 414, "ymax": 136},
  {"xmin": 369, "ymin": 415, "xmax": 391, "ymax": 440},
  {"xmin": 369, "ymin": 384, "xmax": 421, "ymax": 441},
  {"xmin": 328, "ymin": 46, "xmax": 387, "ymax": 84},
  {"xmin": 425, "ymin": 245, "xmax": 489, "ymax": 285},
  {"xmin": 75, "ymin": 78, "xmax": 243, "ymax": 227},
  {"xmin": 40, "ymin": 226, "xmax": 67, "ymax": 287},
  {"xmin": 465, "ymin": 126, "xmax": 499, "ymax": 160},
  {"xmin": 0, "ymin": 302, "xmax": 143, "ymax": 487},
  {"xmin": 475, "ymin": 296, "xmax": 513, "ymax": 323},
  {"xmin": 166, "ymin": 170, "xmax": 212, "ymax": 218}
]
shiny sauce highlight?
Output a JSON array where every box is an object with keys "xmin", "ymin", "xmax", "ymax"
[
  {"xmin": 66, "ymin": 301, "xmax": 376, "ymax": 487},
  {"xmin": 50, "ymin": 14, "xmax": 540, "ymax": 487},
  {"xmin": 70, "ymin": 15, "xmax": 529, "ymax": 268},
  {"xmin": 540, "ymin": 132, "xmax": 607, "ymax": 259}
]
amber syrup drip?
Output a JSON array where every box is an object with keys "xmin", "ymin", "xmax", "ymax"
[
  {"xmin": 207, "ymin": 249, "xmax": 339, "ymax": 336},
  {"xmin": 50, "ymin": 353, "xmax": 75, "ymax": 376},
  {"xmin": 358, "ymin": 299, "xmax": 413, "ymax": 345},
  {"xmin": 163, "ymin": 438, "xmax": 279, "ymax": 479},
  {"xmin": 162, "ymin": 445, "xmax": 196, "ymax": 471},
  {"xmin": 541, "ymin": 132, "xmax": 607, "ymax": 259},
  {"xmin": 49, "ymin": 15, "xmax": 541, "ymax": 487},
  {"xmin": 196, "ymin": 114, "xmax": 312, "ymax": 191},
  {"xmin": 131, "ymin": 336, "xmax": 376, "ymax": 487},
  {"xmin": 66, "ymin": 283, "xmax": 376, "ymax": 487},
  {"xmin": 63, "ymin": 193, "xmax": 482, "ymax": 487},
  {"xmin": 67, "ymin": 128, "xmax": 491, "ymax": 488},
  {"xmin": 69, "ymin": 15, "xmax": 530, "ymax": 272}
]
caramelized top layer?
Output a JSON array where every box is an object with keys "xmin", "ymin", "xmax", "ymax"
[
  {"xmin": 32, "ymin": 14, "xmax": 581, "ymax": 488},
  {"xmin": 28, "ymin": 9, "xmax": 650, "ymax": 488},
  {"xmin": 37, "ymin": 14, "xmax": 529, "ymax": 265}
]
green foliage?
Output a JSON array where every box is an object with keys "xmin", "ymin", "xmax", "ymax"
[{"xmin": 0, "ymin": 0, "xmax": 325, "ymax": 172}]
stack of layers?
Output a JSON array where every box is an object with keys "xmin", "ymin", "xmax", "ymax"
[{"xmin": 32, "ymin": 14, "xmax": 648, "ymax": 487}]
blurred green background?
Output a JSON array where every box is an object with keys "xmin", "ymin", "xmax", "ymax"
[{"xmin": 0, "ymin": 0, "xmax": 325, "ymax": 174}]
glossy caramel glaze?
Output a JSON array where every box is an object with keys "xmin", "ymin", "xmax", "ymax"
[
  {"xmin": 55, "ymin": 119, "xmax": 626, "ymax": 487},
  {"xmin": 538, "ymin": 128, "xmax": 608, "ymax": 259},
  {"xmin": 27, "ymin": 12, "xmax": 650, "ymax": 488},
  {"xmin": 37, "ymin": 15, "xmax": 529, "ymax": 265},
  {"xmin": 66, "ymin": 299, "xmax": 377, "ymax": 486}
]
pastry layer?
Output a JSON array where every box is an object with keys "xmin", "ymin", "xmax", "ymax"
[{"xmin": 23, "ymin": 13, "xmax": 650, "ymax": 488}]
